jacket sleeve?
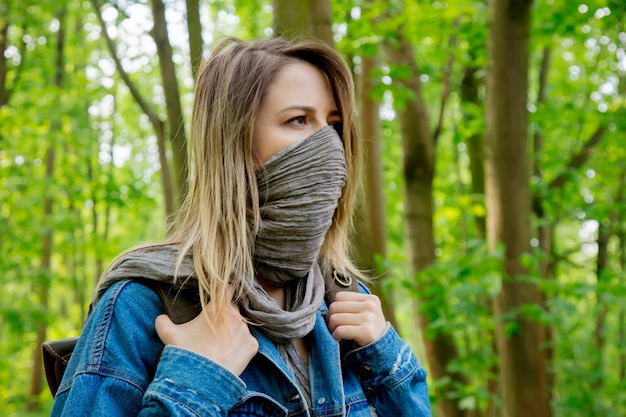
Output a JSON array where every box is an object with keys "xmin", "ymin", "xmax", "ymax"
[
  {"xmin": 341, "ymin": 283, "xmax": 431, "ymax": 416},
  {"xmin": 50, "ymin": 280, "xmax": 246, "ymax": 416}
]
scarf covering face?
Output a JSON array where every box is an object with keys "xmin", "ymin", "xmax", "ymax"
[
  {"xmin": 253, "ymin": 125, "xmax": 347, "ymax": 284},
  {"xmin": 239, "ymin": 125, "xmax": 347, "ymax": 342},
  {"xmin": 93, "ymin": 125, "xmax": 347, "ymax": 342}
]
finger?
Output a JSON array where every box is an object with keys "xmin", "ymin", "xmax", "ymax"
[
  {"xmin": 333, "ymin": 292, "xmax": 382, "ymax": 309},
  {"xmin": 327, "ymin": 311, "xmax": 366, "ymax": 332},
  {"xmin": 328, "ymin": 301, "xmax": 370, "ymax": 315},
  {"xmin": 330, "ymin": 324, "xmax": 363, "ymax": 343},
  {"xmin": 333, "ymin": 291, "xmax": 370, "ymax": 302},
  {"xmin": 327, "ymin": 310, "xmax": 384, "ymax": 338},
  {"xmin": 331, "ymin": 320, "xmax": 387, "ymax": 346},
  {"xmin": 329, "ymin": 296, "xmax": 382, "ymax": 317}
]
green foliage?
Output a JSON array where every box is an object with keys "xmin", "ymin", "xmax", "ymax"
[
  {"xmin": 1, "ymin": 0, "xmax": 625, "ymax": 415},
  {"xmin": 340, "ymin": 0, "xmax": 625, "ymax": 415}
]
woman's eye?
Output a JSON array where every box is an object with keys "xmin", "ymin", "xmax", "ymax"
[{"xmin": 287, "ymin": 116, "xmax": 307, "ymax": 125}]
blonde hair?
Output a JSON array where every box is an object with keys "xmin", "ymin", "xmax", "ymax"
[{"xmin": 165, "ymin": 37, "xmax": 362, "ymax": 320}]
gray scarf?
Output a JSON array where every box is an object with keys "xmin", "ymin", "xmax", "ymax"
[
  {"xmin": 92, "ymin": 126, "xmax": 348, "ymax": 407},
  {"xmin": 243, "ymin": 125, "xmax": 347, "ymax": 341}
]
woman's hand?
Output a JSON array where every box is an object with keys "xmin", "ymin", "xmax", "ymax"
[
  {"xmin": 155, "ymin": 291, "xmax": 258, "ymax": 376},
  {"xmin": 327, "ymin": 291, "xmax": 387, "ymax": 346}
]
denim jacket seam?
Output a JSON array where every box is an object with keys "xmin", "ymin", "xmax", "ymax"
[
  {"xmin": 144, "ymin": 388, "xmax": 206, "ymax": 417},
  {"xmin": 343, "ymin": 392, "xmax": 370, "ymax": 404},
  {"xmin": 87, "ymin": 281, "xmax": 156, "ymax": 392},
  {"xmin": 73, "ymin": 364, "xmax": 149, "ymax": 393},
  {"xmin": 89, "ymin": 280, "xmax": 130, "ymax": 371},
  {"xmin": 315, "ymin": 404, "xmax": 346, "ymax": 417}
]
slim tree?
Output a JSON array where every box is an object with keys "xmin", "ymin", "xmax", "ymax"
[
  {"xmin": 385, "ymin": 26, "xmax": 467, "ymax": 417},
  {"xmin": 150, "ymin": 0, "xmax": 188, "ymax": 207},
  {"xmin": 27, "ymin": 5, "xmax": 66, "ymax": 410},
  {"xmin": 0, "ymin": 1, "xmax": 27, "ymax": 108},
  {"xmin": 485, "ymin": 0, "xmax": 550, "ymax": 415},
  {"xmin": 273, "ymin": 0, "xmax": 333, "ymax": 46},
  {"xmin": 92, "ymin": 0, "xmax": 176, "ymax": 217},
  {"xmin": 185, "ymin": 0, "xmax": 203, "ymax": 80},
  {"xmin": 0, "ymin": 10, "xmax": 9, "ymax": 108},
  {"xmin": 355, "ymin": 49, "xmax": 398, "ymax": 329}
]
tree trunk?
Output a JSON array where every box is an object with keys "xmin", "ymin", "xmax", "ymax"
[
  {"xmin": 485, "ymin": 1, "xmax": 551, "ymax": 416},
  {"xmin": 27, "ymin": 146, "xmax": 55, "ymax": 412},
  {"xmin": 618, "ymin": 170, "xmax": 626, "ymax": 381},
  {"xmin": 531, "ymin": 46, "xmax": 556, "ymax": 400},
  {"xmin": 595, "ymin": 171, "xmax": 626, "ymax": 386},
  {"xmin": 593, "ymin": 220, "xmax": 610, "ymax": 389},
  {"xmin": 27, "ymin": 6, "xmax": 66, "ymax": 409},
  {"xmin": 460, "ymin": 58, "xmax": 500, "ymax": 417},
  {"xmin": 531, "ymin": 76, "xmax": 605, "ymax": 402},
  {"xmin": 310, "ymin": 0, "xmax": 334, "ymax": 46},
  {"xmin": 0, "ymin": 4, "xmax": 27, "ymax": 110},
  {"xmin": 0, "ymin": 14, "xmax": 8, "ymax": 107},
  {"xmin": 92, "ymin": 0, "xmax": 176, "ymax": 218},
  {"xmin": 387, "ymin": 35, "xmax": 466, "ymax": 417},
  {"xmin": 185, "ymin": 0, "xmax": 203, "ymax": 80},
  {"xmin": 273, "ymin": 0, "xmax": 334, "ymax": 47},
  {"xmin": 150, "ymin": 0, "xmax": 188, "ymax": 208},
  {"xmin": 355, "ymin": 52, "xmax": 398, "ymax": 330},
  {"xmin": 460, "ymin": 62, "xmax": 486, "ymax": 238},
  {"xmin": 617, "ymin": 205, "xmax": 626, "ymax": 383},
  {"xmin": 273, "ymin": 0, "xmax": 310, "ymax": 40}
]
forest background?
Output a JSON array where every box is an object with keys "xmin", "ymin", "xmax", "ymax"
[{"xmin": 0, "ymin": 0, "xmax": 624, "ymax": 416}]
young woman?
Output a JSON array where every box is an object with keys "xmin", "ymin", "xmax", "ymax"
[{"xmin": 51, "ymin": 37, "xmax": 431, "ymax": 416}]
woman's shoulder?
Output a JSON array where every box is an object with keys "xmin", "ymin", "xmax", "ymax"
[
  {"xmin": 56, "ymin": 280, "xmax": 166, "ymax": 396},
  {"xmin": 96, "ymin": 279, "xmax": 166, "ymax": 318},
  {"xmin": 84, "ymin": 279, "xmax": 167, "ymax": 356}
]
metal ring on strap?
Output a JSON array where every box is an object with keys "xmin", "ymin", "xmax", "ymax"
[{"xmin": 333, "ymin": 269, "xmax": 353, "ymax": 287}]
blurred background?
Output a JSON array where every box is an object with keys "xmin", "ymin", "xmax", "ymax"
[{"xmin": 0, "ymin": 0, "xmax": 624, "ymax": 416}]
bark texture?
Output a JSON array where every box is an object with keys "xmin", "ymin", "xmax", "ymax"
[
  {"xmin": 387, "ymin": 35, "xmax": 466, "ymax": 417},
  {"xmin": 485, "ymin": 1, "xmax": 551, "ymax": 416},
  {"xmin": 92, "ymin": 0, "xmax": 175, "ymax": 217},
  {"xmin": 273, "ymin": 0, "xmax": 334, "ymax": 46},
  {"xmin": 27, "ymin": 6, "xmax": 66, "ymax": 410},
  {"xmin": 185, "ymin": 0, "xmax": 203, "ymax": 80},
  {"xmin": 150, "ymin": 0, "xmax": 188, "ymax": 207},
  {"xmin": 0, "ymin": 16, "xmax": 8, "ymax": 107},
  {"xmin": 355, "ymin": 52, "xmax": 398, "ymax": 329}
]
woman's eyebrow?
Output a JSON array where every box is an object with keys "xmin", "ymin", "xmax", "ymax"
[
  {"xmin": 278, "ymin": 105, "xmax": 316, "ymax": 114},
  {"xmin": 278, "ymin": 106, "xmax": 340, "ymax": 117}
]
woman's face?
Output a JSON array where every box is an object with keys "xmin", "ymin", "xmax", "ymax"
[{"xmin": 253, "ymin": 61, "xmax": 340, "ymax": 165}]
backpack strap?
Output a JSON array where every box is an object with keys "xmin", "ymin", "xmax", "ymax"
[
  {"xmin": 43, "ymin": 270, "xmax": 359, "ymax": 397},
  {"xmin": 150, "ymin": 267, "xmax": 360, "ymax": 322},
  {"xmin": 146, "ymin": 280, "xmax": 202, "ymax": 324}
]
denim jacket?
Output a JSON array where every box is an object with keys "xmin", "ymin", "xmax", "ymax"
[{"xmin": 51, "ymin": 280, "xmax": 431, "ymax": 416}]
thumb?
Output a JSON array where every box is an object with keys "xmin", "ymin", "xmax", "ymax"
[{"xmin": 155, "ymin": 314, "xmax": 176, "ymax": 345}]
